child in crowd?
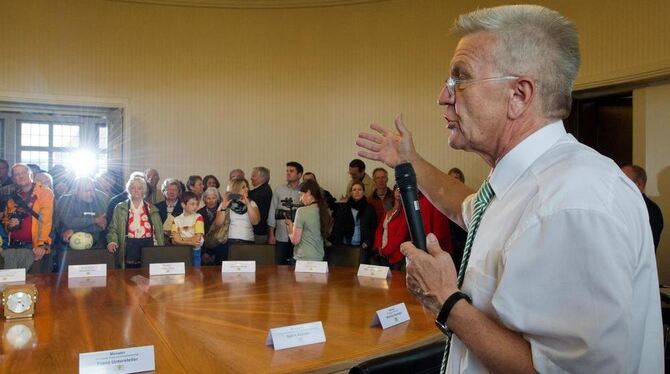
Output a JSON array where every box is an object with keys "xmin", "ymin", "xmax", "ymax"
[{"xmin": 171, "ymin": 191, "xmax": 205, "ymax": 266}]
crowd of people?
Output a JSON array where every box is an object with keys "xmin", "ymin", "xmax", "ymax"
[{"xmin": 0, "ymin": 157, "xmax": 466, "ymax": 272}]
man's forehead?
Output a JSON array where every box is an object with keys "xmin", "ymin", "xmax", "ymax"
[
  {"xmin": 12, "ymin": 165, "xmax": 30, "ymax": 174},
  {"xmin": 450, "ymin": 32, "xmax": 497, "ymax": 74}
]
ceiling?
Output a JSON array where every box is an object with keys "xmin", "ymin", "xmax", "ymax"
[{"xmin": 108, "ymin": 0, "xmax": 390, "ymax": 9}]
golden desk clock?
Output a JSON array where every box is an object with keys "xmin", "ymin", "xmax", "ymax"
[{"xmin": 2, "ymin": 284, "xmax": 38, "ymax": 319}]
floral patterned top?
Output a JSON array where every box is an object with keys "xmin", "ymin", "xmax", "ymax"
[{"xmin": 127, "ymin": 201, "xmax": 154, "ymax": 239}]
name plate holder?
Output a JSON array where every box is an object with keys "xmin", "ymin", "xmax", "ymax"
[
  {"xmin": 371, "ymin": 303, "xmax": 410, "ymax": 329},
  {"xmin": 265, "ymin": 321, "xmax": 326, "ymax": 350},
  {"xmin": 0, "ymin": 269, "xmax": 26, "ymax": 284},
  {"xmin": 357, "ymin": 264, "xmax": 391, "ymax": 279},
  {"xmin": 294, "ymin": 260, "xmax": 328, "ymax": 274},
  {"xmin": 149, "ymin": 262, "xmax": 185, "ymax": 276},
  {"xmin": 68, "ymin": 264, "xmax": 107, "ymax": 278},
  {"xmin": 222, "ymin": 261, "xmax": 256, "ymax": 273},
  {"xmin": 79, "ymin": 345, "xmax": 155, "ymax": 373}
]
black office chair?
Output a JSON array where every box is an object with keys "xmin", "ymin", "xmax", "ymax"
[
  {"xmin": 325, "ymin": 245, "xmax": 361, "ymax": 268},
  {"xmin": 141, "ymin": 245, "xmax": 193, "ymax": 267},
  {"xmin": 349, "ymin": 340, "xmax": 444, "ymax": 374},
  {"xmin": 228, "ymin": 244, "xmax": 275, "ymax": 265},
  {"xmin": 58, "ymin": 249, "xmax": 116, "ymax": 270}
]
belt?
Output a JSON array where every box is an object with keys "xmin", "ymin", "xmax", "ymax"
[{"xmin": 8, "ymin": 240, "xmax": 32, "ymax": 248}]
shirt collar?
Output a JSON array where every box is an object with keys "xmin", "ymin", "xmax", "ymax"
[{"xmin": 489, "ymin": 120, "xmax": 566, "ymax": 200}]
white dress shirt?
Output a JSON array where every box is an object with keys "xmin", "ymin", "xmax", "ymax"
[{"xmin": 448, "ymin": 121, "xmax": 663, "ymax": 373}]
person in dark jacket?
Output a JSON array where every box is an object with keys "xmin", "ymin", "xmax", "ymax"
[
  {"xmin": 622, "ymin": 164, "xmax": 664, "ymax": 251},
  {"xmin": 331, "ymin": 181, "xmax": 377, "ymax": 264},
  {"xmin": 249, "ymin": 166, "xmax": 272, "ymax": 244}
]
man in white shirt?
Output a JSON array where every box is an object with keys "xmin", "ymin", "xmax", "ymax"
[
  {"xmin": 357, "ymin": 4, "xmax": 663, "ymax": 373},
  {"xmin": 267, "ymin": 162, "xmax": 303, "ymax": 264}
]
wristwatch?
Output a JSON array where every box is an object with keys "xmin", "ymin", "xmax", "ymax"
[{"xmin": 435, "ymin": 291, "xmax": 472, "ymax": 335}]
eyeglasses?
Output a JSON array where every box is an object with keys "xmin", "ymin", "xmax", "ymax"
[{"xmin": 444, "ymin": 76, "xmax": 518, "ymax": 97}]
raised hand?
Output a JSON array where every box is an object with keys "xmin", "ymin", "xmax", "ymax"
[{"xmin": 356, "ymin": 114, "xmax": 418, "ymax": 168}]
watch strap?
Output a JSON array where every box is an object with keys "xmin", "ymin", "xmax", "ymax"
[{"xmin": 435, "ymin": 291, "xmax": 472, "ymax": 335}]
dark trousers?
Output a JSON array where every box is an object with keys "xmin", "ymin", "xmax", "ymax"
[
  {"xmin": 359, "ymin": 247, "xmax": 372, "ymax": 265},
  {"xmin": 213, "ymin": 242, "xmax": 229, "ymax": 265},
  {"xmin": 125, "ymin": 237, "xmax": 153, "ymax": 268},
  {"xmin": 275, "ymin": 241, "xmax": 294, "ymax": 265}
]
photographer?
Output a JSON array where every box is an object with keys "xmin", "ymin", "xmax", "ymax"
[
  {"xmin": 267, "ymin": 161, "xmax": 302, "ymax": 264},
  {"xmin": 285, "ymin": 180, "xmax": 331, "ymax": 262},
  {"xmin": 2, "ymin": 164, "xmax": 54, "ymax": 272},
  {"xmin": 331, "ymin": 181, "xmax": 377, "ymax": 264},
  {"xmin": 218, "ymin": 178, "xmax": 259, "ymax": 244}
]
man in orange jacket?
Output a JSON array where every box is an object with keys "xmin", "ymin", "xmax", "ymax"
[{"xmin": 2, "ymin": 163, "xmax": 54, "ymax": 272}]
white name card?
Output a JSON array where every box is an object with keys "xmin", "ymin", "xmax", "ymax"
[
  {"xmin": 69, "ymin": 276, "xmax": 107, "ymax": 289},
  {"xmin": 265, "ymin": 321, "xmax": 326, "ymax": 350},
  {"xmin": 149, "ymin": 262, "xmax": 185, "ymax": 276},
  {"xmin": 221, "ymin": 273, "xmax": 256, "ymax": 283},
  {"xmin": 79, "ymin": 345, "xmax": 155, "ymax": 374},
  {"xmin": 294, "ymin": 260, "xmax": 328, "ymax": 274},
  {"xmin": 68, "ymin": 264, "xmax": 107, "ymax": 278},
  {"xmin": 357, "ymin": 264, "xmax": 391, "ymax": 279},
  {"xmin": 222, "ymin": 261, "xmax": 256, "ymax": 273},
  {"xmin": 371, "ymin": 303, "xmax": 410, "ymax": 329},
  {"xmin": 0, "ymin": 269, "xmax": 26, "ymax": 283}
]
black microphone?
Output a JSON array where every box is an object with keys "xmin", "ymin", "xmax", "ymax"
[{"xmin": 395, "ymin": 162, "xmax": 427, "ymax": 250}]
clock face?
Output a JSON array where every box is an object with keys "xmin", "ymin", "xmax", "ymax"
[
  {"xmin": 5, "ymin": 323, "xmax": 33, "ymax": 348},
  {"xmin": 6, "ymin": 292, "xmax": 32, "ymax": 314}
]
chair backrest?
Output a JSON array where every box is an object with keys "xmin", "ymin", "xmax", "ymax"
[
  {"xmin": 141, "ymin": 246, "xmax": 193, "ymax": 267},
  {"xmin": 325, "ymin": 245, "xmax": 360, "ymax": 268},
  {"xmin": 228, "ymin": 244, "xmax": 275, "ymax": 265},
  {"xmin": 58, "ymin": 249, "xmax": 116, "ymax": 270},
  {"xmin": 349, "ymin": 340, "xmax": 444, "ymax": 374}
]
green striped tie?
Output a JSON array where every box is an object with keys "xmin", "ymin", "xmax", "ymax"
[{"xmin": 440, "ymin": 179, "xmax": 495, "ymax": 373}]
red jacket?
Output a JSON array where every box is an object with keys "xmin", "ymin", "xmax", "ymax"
[{"xmin": 373, "ymin": 195, "xmax": 451, "ymax": 264}]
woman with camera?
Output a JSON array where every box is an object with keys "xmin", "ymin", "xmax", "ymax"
[
  {"xmin": 331, "ymin": 181, "xmax": 377, "ymax": 264},
  {"xmin": 215, "ymin": 178, "xmax": 260, "ymax": 245},
  {"xmin": 285, "ymin": 180, "xmax": 331, "ymax": 262}
]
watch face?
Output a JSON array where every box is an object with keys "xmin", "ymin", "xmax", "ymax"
[{"xmin": 6, "ymin": 292, "xmax": 32, "ymax": 314}]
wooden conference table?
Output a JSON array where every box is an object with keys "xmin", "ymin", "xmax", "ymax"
[{"xmin": 0, "ymin": 266, "xmax": 442, "ymax": 373}]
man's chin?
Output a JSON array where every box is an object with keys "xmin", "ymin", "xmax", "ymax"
[{"xmin": 447, "ymin": 133, "xmax": 467, "ymax": 150}]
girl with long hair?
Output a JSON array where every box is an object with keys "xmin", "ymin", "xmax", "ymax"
[{"xmin": 285, "ymin": 179, "xmax": 332, "ymax": 261}]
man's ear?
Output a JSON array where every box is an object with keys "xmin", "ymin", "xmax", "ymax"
[{"xmin": 508, "ymin": 77, "xmax": 535, "ymax": 120}]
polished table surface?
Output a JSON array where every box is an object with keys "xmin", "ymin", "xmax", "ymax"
[{"xmin": 1, "ymin": 266, "xmax": 442, "ymax": 373}]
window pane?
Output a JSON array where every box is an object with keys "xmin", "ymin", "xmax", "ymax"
[
  {"xmin": 53, "ymin": 124, "xmax": 80, "ymax": 148},
  {"xmin": 20, "ymin": 151, "xmax": 49, "ymax": 171},
  {"xmin": 52, "ymin": 151, "xmax": 71, "ymax": 167},
  {"xmin": 21, "ymin": 123, "xmax": 49, "ymax": 147},
  {"xmin": 97, "ymin": 153, "xmax": 107, "ymax": 173},
  {"xmin": 98, "ymin": 126, "xmax": 108, "ymax": 150}
]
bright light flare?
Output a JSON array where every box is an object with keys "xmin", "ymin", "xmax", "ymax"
[{"xmin": 69, "ymin": 150, "xmax": 98, "ymax": 177}]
